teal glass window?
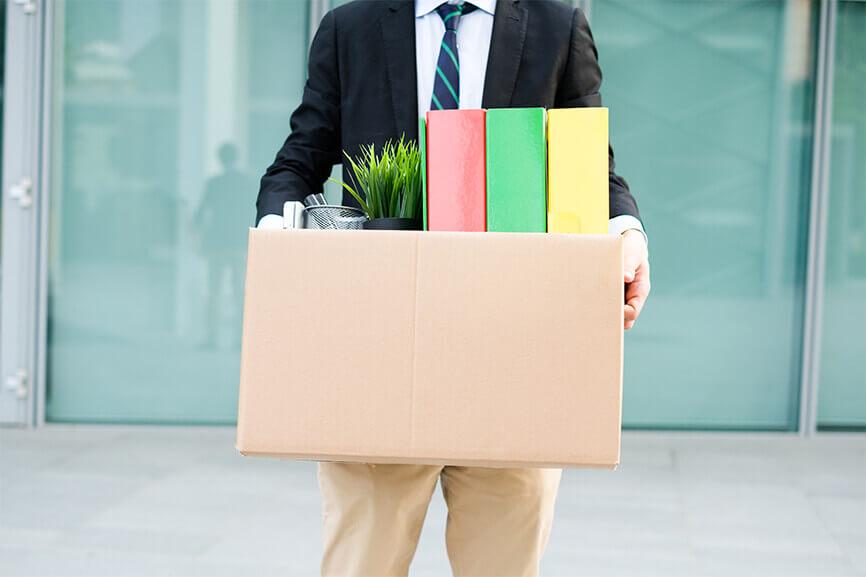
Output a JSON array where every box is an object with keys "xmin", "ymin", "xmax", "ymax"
[
  {"xmin": 46, "ymin": 0, "xmax": 309, "ymax": 422},
  {"xmin": 816, "ymin": 0, "xmax": 866, "ymax": 430},
  {"xmin": 43, "ymin": 0, "xmax": 860, "ymax": 431},
  {"xmin": 592, "ymin": 0, "xmax": 818, "ymax": 429}
]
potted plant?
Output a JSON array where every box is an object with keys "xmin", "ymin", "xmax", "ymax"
[{"xmin": 333, "ymin": 137, "xmax": 423, "ymax": 230}]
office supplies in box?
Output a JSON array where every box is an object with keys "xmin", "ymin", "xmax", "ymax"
[
  {"xmin": 547, "ymin": 108, "xmax": 609, "ymax": 233},
  {"xmin": 425, "ymin": 110, "xmax": 487, "ymax": 232},
  {"xmin": 485, "ymin": 108, "xmax": 547, "ymax": 232}
]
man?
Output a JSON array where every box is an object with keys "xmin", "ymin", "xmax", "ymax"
[{"xmin": 256, "ymin": 1, "xmax": 650, "ymax": 575}]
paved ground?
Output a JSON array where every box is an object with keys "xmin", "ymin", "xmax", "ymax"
[{"xmin": 0, "ymin": 426, "xmax": 864, "ymax": 577}]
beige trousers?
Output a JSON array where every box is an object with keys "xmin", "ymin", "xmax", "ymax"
[{"xmin": 318, "ymin": 463, "xmax": 562, "ymax": 577}]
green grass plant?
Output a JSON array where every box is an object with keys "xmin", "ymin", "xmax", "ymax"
[{"xmin": 332, "ymin": 137, "xmax": 422, "ymax": 220}]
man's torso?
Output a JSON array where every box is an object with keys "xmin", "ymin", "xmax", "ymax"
[{"xmin": 329, "ymin": 0, "xmax": 578, "ymax": 207}]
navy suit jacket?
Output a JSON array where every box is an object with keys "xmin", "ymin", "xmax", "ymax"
[{"xmin": 256, "ymin": 0, "xmax": 640, "ymax": 225}]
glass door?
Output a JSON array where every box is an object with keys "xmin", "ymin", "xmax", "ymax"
[
  {"xmin": 44, "ymin": 0, "xmax": 309, "ymax": 423},
  {"xmin": 592, "ymin": 0, "xmax": 819, "ymax": 429}
]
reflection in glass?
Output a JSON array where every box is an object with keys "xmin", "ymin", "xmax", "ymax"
[
  {"xmin": 817, "ymin": 0, "xmax": 866, "ymax": 429},
  {"xmin": 194, "ymin": 143, "xmax": 256, "ymax": 349},
  {"xmin": 593, "ymin": 0, "xmax": 818, "ymax": 428},
  {"xmin": 46, "ymin": 0, "xmax": 308, "ymax": 422}
]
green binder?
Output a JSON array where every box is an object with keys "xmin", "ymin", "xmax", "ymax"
[
  {"xmin": 419, "ymin": 116, "xmax": 428, "ymax": 231},
  {"xmin": 485, "ymin": 108, "xmax": 547, "ymax": 232}
]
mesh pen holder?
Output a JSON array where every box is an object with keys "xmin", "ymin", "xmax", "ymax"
[{"xmin": 302, "ymin": 205, "xmax": 367, "ymax": 230}]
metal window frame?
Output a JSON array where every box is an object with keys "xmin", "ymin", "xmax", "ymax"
[
  {"xmin": 0, "ymin": 0, "xmax": 46, "ymax": 427},
  {"xmin": 799, "ymin": 0, "xmax": 838, "ymax": 436},
  {"xmin": 33, "ymin": 0, "xmax": 53, "ymax": 427},
  {"xmin": 310, "ymin": 0, "xmax": 330, "ymax": 46}
]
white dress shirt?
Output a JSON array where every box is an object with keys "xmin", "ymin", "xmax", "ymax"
[
  {"xmin": 261, "ymin": 0, "xmax": 645, "ymax": 240},
  {"xmin": 414, "ymin": 0, "xmax": 495, "ymax": 118}
]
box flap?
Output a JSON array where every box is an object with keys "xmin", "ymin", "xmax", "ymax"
[
  {"xmin": 411, "ymin": 232, "xmax": 622, "ymax": 465},
  {"xmin": 237, "ymin": 229, "xmax": 418, "ymax": 457}
]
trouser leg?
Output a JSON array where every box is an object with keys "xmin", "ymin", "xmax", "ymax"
[
  {"xmin": 318, "ymin": 462, "xmax": 442, "ymax": 577},
  {"xmin": 441, "ymin": 466, "xmax": 562, "ymax": 577}
]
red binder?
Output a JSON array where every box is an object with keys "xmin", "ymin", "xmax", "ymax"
[{"xmin": 425, "ymin": 109, "xmax": 486, "ymax": 231}]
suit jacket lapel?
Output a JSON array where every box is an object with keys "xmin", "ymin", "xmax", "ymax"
[
  {"xmin": 481, "ymin": 0, "xmax": 528, "ymax": 108},
  {"xmin": 381, "ymin": 1, "xmax": 419, "ymax": 140}
]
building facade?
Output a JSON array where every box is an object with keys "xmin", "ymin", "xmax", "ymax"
[{"xmin": 1, "ymin": 0, "xmax": 864, "ymax": 432}]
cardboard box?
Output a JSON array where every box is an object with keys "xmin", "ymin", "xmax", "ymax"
[
  {"xmin": 486, "ymin": 108, "xmax": 547, "ymax": 232},
  {"xmin": 547, "ymin": 108, "xmax": 609, "ymax": 233},
  {"xmin": 425, "ymin": 110, "xmax": 487, "ymax": 231},
  {"xmin": 237, "ymin": 229, "xmax": 623, "ymax": 468}
]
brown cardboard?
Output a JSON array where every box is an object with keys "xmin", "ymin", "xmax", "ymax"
[{"xmin": 237, "ymin": 229, "xmax": 623, "ymax": 468}]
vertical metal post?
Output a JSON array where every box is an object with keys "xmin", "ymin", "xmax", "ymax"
[
  {"xmin": 1, "ymin": 0, "xmax": 44, "ymax": 426},
  {"xmin": 33, "ymin": 0, "xmax": 55, "ymax": 427},
  {"xmin": 309, "ymin": 0, "xmax": 330, "ymax": 49},
  {"xmin": 799, "ymin": 0, "xmax": 837, "ymax": 436}
]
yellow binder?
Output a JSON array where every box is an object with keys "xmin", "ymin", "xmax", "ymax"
[{"xmin": 547, "ymin": 108, "xmax": 609, "ymax": 234}]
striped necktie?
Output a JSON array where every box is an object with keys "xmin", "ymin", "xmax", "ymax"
[{"xmin": 430, "ymin": 2, "xmax": 477, "ymax": 110}]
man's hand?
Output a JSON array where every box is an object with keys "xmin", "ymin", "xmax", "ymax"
[{"xmin": 622, "ymin": 229, "xmax": 650, "ymax": 330}]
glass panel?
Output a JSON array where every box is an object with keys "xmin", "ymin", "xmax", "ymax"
[
  {"xmin": 46, "ymin": 0, "xmax": 309, "ymax": 422},
  {"xmin": 817, "ymin": 0, "xmax": 866, "ymax": 430},
  {"xmin": 592, "ymin": 0, "xmax": 818, "ymax": 429}
]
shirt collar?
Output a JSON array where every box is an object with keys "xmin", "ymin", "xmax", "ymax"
[{"xmin": 415, "ymin": 0, "xmax": 496, "ymax": 18}]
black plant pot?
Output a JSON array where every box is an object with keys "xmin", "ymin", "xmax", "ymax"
[{"xmin": 362, "ymin": 217, "xmax": 422, "ymax": 231}]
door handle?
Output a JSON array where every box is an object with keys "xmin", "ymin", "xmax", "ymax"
[
  {"xmin": 4, "ymin": 369, "xmax": 29, "ymax": 400},
  {"xmin": 8, "ymin": 177, "xmax": 33, "ymax": 209},
  {"xmin": 12, "ymin": 0, "xmax": 37, "ymax": 15}
]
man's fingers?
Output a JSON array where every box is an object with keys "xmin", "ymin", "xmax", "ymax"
[
  {"xmin": 623, "ymin": 274, "xmax": 650, "ymax": 330},
  {"xmin": 627, "ymin": 281, "xmax": 649, "ymax": 315},
  {"xmin": 621, "ymin": 230, "xmax": 647, "ymax": 283},
  {"xmin": 623, "ymin": 304, "xmax": 636, "ymax": 330},
  {"xmin": 621, "ymin": 231, "xmax": 651, "ymax": 330},
  {"xmin": 624, "ymin": 303, "xmax": 637, "ymax": 321},
  {"xmin": 623, "ymin": 254, "xmax": 639, "ymax": 283},
  {"xmin": 626, "ymin": 258, "xmax": 651, "ymax": 310}
]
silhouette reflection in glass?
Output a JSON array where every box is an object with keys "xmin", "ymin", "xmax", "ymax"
[{"xmin": 195, "ymin": 143, "xmax": 256, "ymax": 349}]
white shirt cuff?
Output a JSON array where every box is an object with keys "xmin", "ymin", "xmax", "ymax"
[
  {"xmin": 608, "ymin": 215, "xmax": 647, "ymax": 244},
  {"xmin": 257, "ymin": 214, "xmax": 284, "ymax": 229},
  {"xmin": 260, "ymin": 212, "xmax": 645, "ymax": 240}
]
